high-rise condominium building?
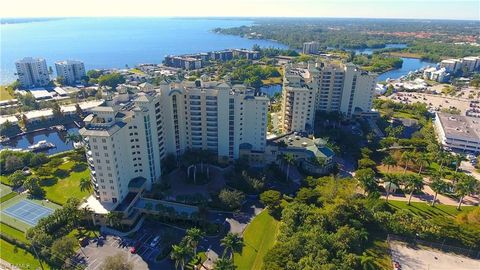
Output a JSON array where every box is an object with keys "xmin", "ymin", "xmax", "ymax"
[
  {"xmin": 80, "ymin": 80, "xmax": 268, "ymax": 209},
  {"xmin": 15, "ymin": 57, "xmax": 50, "ymax": 88},
  {"xmin": 302, "ymin": 41, "xmax": 320, "ymax": 54},
  {"xmin": 280, "ymin": 62, "xmax": 376, "ymax": 133},
  {"xmin": 55, "ymin": 60, "xmax": 86, "ymax": 85}
]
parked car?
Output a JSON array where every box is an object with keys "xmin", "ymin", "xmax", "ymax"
[{"xmin": 150, "ymin": 236, "xmax": 161, "ymax": 247}]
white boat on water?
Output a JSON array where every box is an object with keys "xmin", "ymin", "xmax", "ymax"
[{"xmin": 28, "ymin": 140, "xmax": 55, "ymax": 151}]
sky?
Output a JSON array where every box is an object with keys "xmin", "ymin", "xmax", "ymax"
[{"xmin": 1, "ymin": 0, "xmax": 479, "ymax": 20}]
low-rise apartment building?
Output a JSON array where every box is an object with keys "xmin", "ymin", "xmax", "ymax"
[{"xmin": 434, "ymin": 112, "xmax": 480, "ymax": 153}]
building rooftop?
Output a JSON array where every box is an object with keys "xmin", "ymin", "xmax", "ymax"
[
  {"xmin": 269, "ymin": 133, "xmax": 334, "ymax": 159},
  {"xmin": 437, "ymin": 113, "xmax": 480, "ymax": 140}
]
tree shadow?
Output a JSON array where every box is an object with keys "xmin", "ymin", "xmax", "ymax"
[
  {"xmin": 54, "ymin": 169, "xmax": 70, "ymax": 178},
  {"xmin": 40, "ymin": 177, "xmax": 58, "ymax": 187},
  {"xmin": 72, "ymin": 163, "xmax": 88, "ymax": 173}
]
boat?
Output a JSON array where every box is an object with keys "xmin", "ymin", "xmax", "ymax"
[
  {"xmin": 28, "ymin": 140, "xmax": 55, "ymax": 152},
  {"xmin": 51, "ymin": 125, "xmax": 66, "ymax": 131},
  {"xmin": 0, "ymin": 136, "xmax": 9, "ymax": 143}
]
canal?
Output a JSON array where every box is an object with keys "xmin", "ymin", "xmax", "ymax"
[{"xmin": 0, "ymin": 123, "xmax": 80, "ymax": 155}]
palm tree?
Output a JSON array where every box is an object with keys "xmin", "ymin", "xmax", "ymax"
[
  {"xmin": 355, "ymin": 168, "xmax": 377, "ymax": 195},
  {"xmin": 400, "ymin": 151, "xmax": 415, "ymax": 174},
  {"xmin": 106, "ymin": 212, "xmax": 122, "ymax": 228},
  {"xmin": 170, "ymin": 243, "xmax": 191, "ymax": 270},
  {"xmin": 65, "ymin": 133, "xmax": 82, "ymax": 144},
  {"xmin": 382, "ymin": 155, "xmax": 397, "ymax": 173},
  {"xmin": 429, "ymin": 173, "xmax": 448, "ymax": 207},
  {"xmin": 81, "ymin": 206, "xmax": 95, "ymax": 226},
  {"xmin": 282, "ymin": 153, "xmax": 295, "ymax": 182},
  {"xmin": 403, "ymin": 174, "xmax": 424, "ymax": 205},
  {"xmin": 185, "ymin": 228, "xmax": 205, "ymax": 257},
  {"xmin": 454, "ymin": 154, "xmax": 466, "ymax": 173},
  {"xmin": 383, "ymin": 173, "xmax": 399, "ymax": 202},
  {"xmin": 220, "ymin": 233, "xmax": 243, "ymax": 262},
  {"xmin": 415, "ymin": 153, "xmax": 430, "ymax": 175},
  {"xmin": 213, "ymin": 257, "xmax": 236, "ymax": 270},
  {"xmin": 359, "ymin": 252, "xmax": 376, "ymax": 270},
  {"xmin": 79, "ymin": 177, "xmax": 92, "ymax": 192},
  {"xmin": 455, "ymin": 174, "xmax": 478, "ymax": 210}
]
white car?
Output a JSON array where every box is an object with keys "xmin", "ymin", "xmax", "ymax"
[{"xmin": 150, "ymin": 236, "xmax": 161, "ymax": 247}]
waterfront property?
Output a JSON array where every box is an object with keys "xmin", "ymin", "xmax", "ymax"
[
  {"xmin": 79, "ymin": 80, "xmax": 268, "ymax": 224},
  {"xmin": 280, "ymin": 61, "xmax": 377, "ymax": 133},
  {"xmin": 55, "ymin": 60, "xmax": 86, "ymax": 85},
  {"xmin": 15, "ymin": 57, "xmax": 50, "ymax": 88}
]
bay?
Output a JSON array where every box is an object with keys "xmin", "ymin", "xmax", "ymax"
[{"xmin": 1, "ymin": 17, "xmax": 286, "ymax": 84}]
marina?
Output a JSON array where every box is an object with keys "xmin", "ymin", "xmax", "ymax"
[{"xmin": 0, "ymin": 123, "xmax": 80, "ymax": 155}]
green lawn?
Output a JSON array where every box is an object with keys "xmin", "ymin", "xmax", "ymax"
[
  {"xmin": 388, "ymin": 200, "xmax": 474, "ymax": 219},
  {"xmin": 0, "ymin": 239, "xmax": 51, "ymax": 270},
  {"xmin": 0, "ymin": 175, "xmax": 12, "ymax": 186},
  {"xmin": 0, "ymin": 222, "xmax": 28, "ymax": 244},
  {"xmin": 234, "ymin": 210, "xmax": 279, "ymax": 270},
  {"xmin": 42, "ymin": 161, "xmax": 90, "ymax": 205},
  {"xmin": 0, "ymin": 192, "xmax": 17, "ymax": 203}
]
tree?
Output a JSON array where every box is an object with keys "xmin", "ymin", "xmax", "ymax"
[
  {"xmin": 415, "ymin": 153, "xmax": 430, "ymax": 175},
  {"xmin": 8, "ymin": 170, "xmax": 27, "ymax": 187},
  {"xmin": 185, "ymin": 228, "xmax": 204, "ymax": 257},
  {"xmin": 5, "ymin": 155, "xmax": 23, "ymax": 172},
  {"xmin": 455, "ymin": 174, "xmax": 478, "ymax": 210},
  {"xmin": 101, "ymin": 253, "xmax": 133, "ymax": 270},
  {"xmin": 36, "ymin": 166, "xmax": 52, "ymax": 177},
  {"xmin": 382, "ymin": 155, "xmax": 397, "ymax": 174},
  {"xmin": 358, "ymin": 158, "xmax": 376, "ymax": 169},
  {"xmin": 218, "ymin": 189, "xmax": 245, "ymax": 210},
  {"xmin": 65, "ymin": 133, "xmax": 82, "ymax": 144},
  {"xmin": 383, "ymin": 173, "xmax": 400, "ymax": 202},
  {"xmin": 56, "ymin": 76, "xmax": 65, "ymax": 86},
  {"xmin": 98, "ymin": 73, "xmax": 125, "ymax": 89},
  {"xmin": 220, "ymin": 233, "xmax": 243, "ymax": 261},
  {"xmin": 260, "ymin": 190, "xmax": 282, "ymax": 218},
  {"xmin": 213, "ymin": 257, "xmax": 236, "ymax": 270},
  {"xmin": 170, "ymin": 243, "xmax": 192, "ymax": 270},
  {"xmin": 79, "ymin": 177, "xmax": 92, "ymax": 192},
  {"xmin": 23, "ymin": 177, "xmax": 45, "ymax": 198},
  {"xmin": 51, "ymin": 101, "xmax": 63, "ymax": 118},
  {"xmin": 429, "ymin": 174, "xmax": 448, "ymax": 206},
  {"xmin": 282, "ymin": 153, "xmax": 295, "ymax": 182},
  {"xmin": 454, "ymin": 154, "xmax": 466, "ymax": 173},
  {"xmin": 400, "ymin": 151, "xmax": 415, "ymax": 174},
  {"xmin": 355, "ymin": 168, "xmax": 377, "ymax": 195},
  {"xmin": 106, "ymin": 212, "xmax": 123, "ymax": 228},
  {"xmin": 51, "ymin": 236, "xmax": 77, "ymax": 264},
  {"xmin": 403, "ymin": 174, "xmax": 424, "ymax": 205}
]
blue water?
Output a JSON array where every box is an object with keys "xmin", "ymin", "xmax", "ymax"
[
  {"xmin": 352, "ymin": 43, "xmax": 407, "ymax": 55},
  {"xmin": 378, "ymin": 57, "xmax": 434, "ymax": 81},
  {"xmin": 0, "ymin": 125, "xmax": 79, "ymax": 155},
  {"xmin": 1, "ymin": 18, "xmax": 287, "ymax": 84},
  {"xmin": 260, "ymin": 84, "xmax": 282, "ymax": 97}
]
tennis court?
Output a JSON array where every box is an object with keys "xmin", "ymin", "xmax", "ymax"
[
  {"xmin": 0, "ymin": 193, "xmax": 60, "ymax": 231},
  {"xmin": 4, "ymin": 200, "xmax": 54, "ymax": 226}
]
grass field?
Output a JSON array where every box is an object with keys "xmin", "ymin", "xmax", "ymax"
[
  {"xmin": 0, "ymin": 192, "xmax": 18, "ymax": 203},
  {"xmin": 42, "ymin": 161, "xmax": 90, "ymax": 205},
  {"xmin": 0, "ymin": 193, "xmax": 61, "ymax": 232},
  {"xmin": 234, "ymin": 210, "xmax": 279, "ymax": 270},
  {"xmin": 0, "ymin": 222, "xmax": 28, "ymax": 243},
  {"xmin": 0, "ymin": 175, "xmax": 12, "ymax": 186},
  {"xmin": 0, "ymin": 86, "xmax": 14, "ymax": 101},
  {"xmin": 388, "ymin": 200, "xmax": 474, "ymax": 219},
  {"xmin": 0, "ymin": 184, "xmax": 12, "ymax": 197},
  {"xmin": 0, "ymin": 239, "xmax": 51, "ymax": 270}
]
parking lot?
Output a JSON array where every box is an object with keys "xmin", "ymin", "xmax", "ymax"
[{"xmin": 82, "ymin": 236, "xmax": 150, "ymax": 270}]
